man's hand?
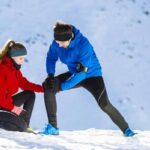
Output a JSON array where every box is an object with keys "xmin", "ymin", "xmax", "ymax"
[
  {"xmin": 42, "ymin": 74, "xmax": 55, "ymax": 90},
  {"xmin": 43, "ymin": 76, "xmax": 61, "ymax": 93}
]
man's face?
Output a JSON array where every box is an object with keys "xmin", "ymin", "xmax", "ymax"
[{"xmin": 56, "ymin": 39, "xmax": 71, "ymax": 48}]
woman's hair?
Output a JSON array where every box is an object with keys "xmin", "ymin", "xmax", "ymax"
[
  {"xmin": 8, "ymin": 41, "xmax": 26, "ymax": 53},
  {"xmin": 0, "ymin": 40, "xmax": 26, "ymax": 62},
  {"xmin": 0, "ymin": 40, "xmax": 15, "ymax": 62},
  {"xmin": 53, "ymin": 21, "xmax": 73, "ymax": 41}
]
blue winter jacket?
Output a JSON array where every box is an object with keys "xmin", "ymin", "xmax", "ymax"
[{"xmin": 46, "ymin": 26, "xmax": 102, "ymax": 91}]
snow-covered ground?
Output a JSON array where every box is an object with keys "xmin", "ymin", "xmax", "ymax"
[
  {"xmin": 0, "ymin": 129, "xmax": 150, "ymax": 150},
  {"xmin": 0, "ymin": 0, "xmax": 150, "ymax": 149}
]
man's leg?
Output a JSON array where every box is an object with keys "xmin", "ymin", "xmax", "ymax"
[
  {"xmin": 44, "ymin": 72, "xmax": 72, "ymax": 128},
  {"xmin": 79, "ymin": 76, "xmax": 129, "ymax": 132}
]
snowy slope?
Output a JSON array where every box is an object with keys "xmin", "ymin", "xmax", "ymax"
[
  {"xmin": 0, "ymin": 0, "xmax": 150, "ymax": 132},
  {"xmin": 0, "ymin": 129, "xmax": 150, "ymax": 150}
]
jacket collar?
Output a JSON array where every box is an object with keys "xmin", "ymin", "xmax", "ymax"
[{"xmin": 1, "ymin": 56, "xmax": 17, "ymax": 70}]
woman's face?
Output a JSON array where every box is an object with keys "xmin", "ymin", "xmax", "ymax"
[
  {"xmin": 56, "ymin": 39, "xmax": 71, "ymax": 48},
  {"xmin": 12, "ymin": 55, "xmax": 27, "ymax": 65}
]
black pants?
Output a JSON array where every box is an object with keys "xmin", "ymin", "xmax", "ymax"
[
  {"xmin": 12, "ymin": 90, "xmax": 35, "ymax": 126},
  {"xmin": 44, "ymin": 72, "xmax": 129, "ymax": 132}
]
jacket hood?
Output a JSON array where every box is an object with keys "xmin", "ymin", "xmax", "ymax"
[{"xmin": 68, "ymin": 26, "xmax": 83, "ymax": 48}]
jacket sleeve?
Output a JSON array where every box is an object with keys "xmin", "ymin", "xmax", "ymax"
[
  {"xmin": 61, "ymin": 72, "xmax": 86, "ymax": 90},
  {"xmin": 17, "ymin": 71, "xmax": 43, "ymax": 93},
  {"xmin": 0, "ymin": 70, "xmax": 14, "ymax": 110},
  {"xmin": 61, "ymin": 39, "xmax": 92, "ymax": 91},
  {"xmin": 46, "ymin": 44, "xmax": 58, "ymax": 75}
]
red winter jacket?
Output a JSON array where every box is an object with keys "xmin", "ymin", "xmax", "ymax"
[{"xmin": 0, "ymin": 56, "xmax": 43, "ymax": 111}]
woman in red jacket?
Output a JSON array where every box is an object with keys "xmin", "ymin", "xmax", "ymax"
[{"xmin": 0, "ymin": 40, "xmax": 43, "ymax": 130}]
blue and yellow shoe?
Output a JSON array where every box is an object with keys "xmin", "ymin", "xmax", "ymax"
[
  {"xmin": 39, "ymin": 123, "xmax": 59, "ymax": 135},
  {"xmin": 124, "ymin": 128, "xmax": 135, "ymax": 137}
]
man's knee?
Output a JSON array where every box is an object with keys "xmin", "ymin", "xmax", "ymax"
[
  {"xmin": 44, "ymin": 89, "xmax": 56, "ymax": 95},
  {"xmin": 97, "ymin": 90, "xmax": 110, "ymax": 110},
  {"xmin": 99, "ymin": 97, "xmax": 108, "ymax": 108}
]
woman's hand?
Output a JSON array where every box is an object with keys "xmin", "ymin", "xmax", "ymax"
[{"xmin": 11, "ymin": 106, "xmax": 24, "ymax": 116}]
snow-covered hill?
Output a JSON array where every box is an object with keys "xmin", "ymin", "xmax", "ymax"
[
  {"xmin": 0, "ymin": 129, "xmax": 150, "ymax": 150},
  {"xmin": 0, "ymin": 0, "xmax": 150, "ymax": 136}
]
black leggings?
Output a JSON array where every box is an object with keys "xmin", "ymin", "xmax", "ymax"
[
  {"xmin": 44, "ymin": 72, "xmax": 129, "ymax": 132},
  {"xmin": 12, "ymin": 90, "xmax": 35, "ymax": 126}
]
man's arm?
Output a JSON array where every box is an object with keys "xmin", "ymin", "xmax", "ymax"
[{"xmin": 61, "ymin": 39, "xmax": 92, "ymax": 90}]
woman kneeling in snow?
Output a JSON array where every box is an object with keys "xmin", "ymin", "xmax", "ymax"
[{"xmin": 0, "ymin": 40, "xmax": 43, "ymax": 132}]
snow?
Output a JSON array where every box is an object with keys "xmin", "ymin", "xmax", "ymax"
[
  {"xmin": 0, "ymin": 129, "xmax": 150, "ymax": 150},
  {"xmin": 0, "ymin": 0, "xmax": 150, "ymax": 149}
]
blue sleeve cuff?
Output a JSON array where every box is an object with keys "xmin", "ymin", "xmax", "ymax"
[{"xmin": 61, "ymin": 72, "xmax": 86, "ymax": 91}]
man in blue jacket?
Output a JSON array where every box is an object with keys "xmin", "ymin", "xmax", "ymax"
[{"xmin": 40, "ymin": 21, "xmax": 135, "ymax": 136}]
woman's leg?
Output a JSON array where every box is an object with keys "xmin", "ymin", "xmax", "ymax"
[
  {"xmin": 79, "ymin": 76, "xmax": 129, "ymax": 132},
  {"xmin": 12, "ymin": 90, "xmax": 35, "ymax": 126},
  {"xmin": 44, "ymin": 72, "xmax": 72, "ymax": 128}
]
